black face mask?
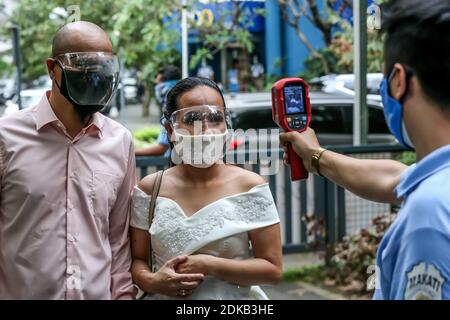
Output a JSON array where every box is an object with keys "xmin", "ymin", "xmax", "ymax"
[{"xmin": 55, "ymin": 60, "xmax": 118, "ymax": 121}]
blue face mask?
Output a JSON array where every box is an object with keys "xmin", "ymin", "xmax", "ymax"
[{"xmin": 379, "ymin": 68, "xmax": 415, "ymax": 150}]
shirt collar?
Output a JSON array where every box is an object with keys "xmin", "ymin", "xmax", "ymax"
[
  {"xmin": 34, "ymin": 91, "xmax": 104, "ymax": 138},
  {"xmin": 396, "ymin": 144, "xmax": 450, "ymax": 198},
  {"xmin": 34, "ymin": 91, "xmax": 59, "ymax": 131},
  {"xmin": 87, "ymin": 113, "xmax": 105, "ymax": 138}
]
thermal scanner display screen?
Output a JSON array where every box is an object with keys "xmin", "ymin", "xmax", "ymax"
[{"xmin": 283, "ymin": 85, "xmax": 305, "ymax": 115}]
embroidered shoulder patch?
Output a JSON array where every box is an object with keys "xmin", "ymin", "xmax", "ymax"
[{"xmin": 405, "ymin": 262, "xmax": 445, "ymax": 300}]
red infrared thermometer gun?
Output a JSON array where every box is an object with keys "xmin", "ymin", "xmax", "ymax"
[{"xmin": 271, "ymin": 78, "xmax": 312, "ymax": 181}]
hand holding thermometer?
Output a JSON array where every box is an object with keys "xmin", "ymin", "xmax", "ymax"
[{"xmin": 271, "ymin": 78, "xmax": 311, "ymax": 181}]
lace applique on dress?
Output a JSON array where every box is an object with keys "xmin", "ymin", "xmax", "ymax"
[{"xmin": 151, "ymin": 194, "xmax": 274, "ymax": 257}]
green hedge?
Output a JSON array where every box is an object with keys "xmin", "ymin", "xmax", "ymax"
[{"xmin": 133, "ymin": 127, "xmax": 160, "ymax": 149}]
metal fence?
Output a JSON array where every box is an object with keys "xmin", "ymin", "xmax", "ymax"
[{"xmin": 136, "ymin": 144, "xmax": 408, "ymax": 255}]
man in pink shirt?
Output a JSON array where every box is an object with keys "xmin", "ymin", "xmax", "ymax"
[{"xmin": 0, "ymin": 21, "xmax": 135, "ymax": 299}]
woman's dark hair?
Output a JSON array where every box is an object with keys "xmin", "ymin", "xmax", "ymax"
[{"xmin": 163, "ymin": 76, "xmax": 226, "ymax": 120}]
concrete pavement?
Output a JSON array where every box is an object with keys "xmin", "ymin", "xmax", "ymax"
[
  {"xmin": 262, "ymin": 252, "xmax": 346, "ymax": 300},
  {"xmin": 112, "ymin": 102, "xmax": 160, "ymax": 132}
]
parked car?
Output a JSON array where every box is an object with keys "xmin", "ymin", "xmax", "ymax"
[
  {"xmin": 121, "ymin": 77, "xmax": 140, "ymax": 103},
  {"xmin": 310, "ymin": 73, "xmax": 383, "ymax": 102},
  {"xmin": 101, "ymin": 77, "xmax": 141, "ymax": 117},
  {"xmin": 0, "ymin": 79, "xmax": 16, "ymax": 106},
  {"xmin": 2, "ymin": 88, "xmax": 47, "ymax": 117},
  {"xmin": 25, "ymin": 75, "xmax": 52, "ymax": 90},
  {"xmin": 224, "ymin": 91, "xmax": 394, "ymax": 147}
]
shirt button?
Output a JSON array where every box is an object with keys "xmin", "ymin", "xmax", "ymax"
[{"xmin": 68, "ymin": 234, "xmax": 76, "ymax": 242}]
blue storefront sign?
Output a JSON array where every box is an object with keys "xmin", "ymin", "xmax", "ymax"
[{"xmin": 189, "ymin": 0, "xmax": 265, "ymax": 34}]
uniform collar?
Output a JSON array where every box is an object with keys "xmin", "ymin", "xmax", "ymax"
[
  {"xmin": 34, "ymin": 91, "xmax": 104, "ymax": 138},
  {"xmin": 396, "ymin": 144, "xmax": 450, "ymax": 198}
]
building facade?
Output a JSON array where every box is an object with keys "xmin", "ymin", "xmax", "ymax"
[
  {"xmin": 187, "ymin": 0, "xmax": 374, "ymax": 90},
  {"xmin": 187, "ymin": 0, "xmax": 328, "ymax": 87}
]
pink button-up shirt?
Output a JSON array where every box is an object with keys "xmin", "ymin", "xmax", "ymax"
[{"xmin": 0, "ymin": 92, "xmax": 136, "ymax": 299}]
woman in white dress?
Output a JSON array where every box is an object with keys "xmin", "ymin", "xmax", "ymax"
[{"xmin": 130, "ymin": 77, "xmax": 282, "ymax": 299}]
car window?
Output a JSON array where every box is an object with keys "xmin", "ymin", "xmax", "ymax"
[
  {"xmin": 369, "ymin": 107, "xmax": 390, "ymax": 133},
  {"xmin": 310, "ymin": 106, "xmax": 346, "ymax": 134},
  {"xmin": 231, "ymin": 108, "xmax": 276, "ymax": 130},
  {"xmin": 231, "ymin": 102, "xmax": 390, "ymax": 135},
  {"xmin": 232, "ymin": 105, "xmax": 347, "ymax": 134},
  {"xmin": 341, "ymin": 105, "xmax": 390, "ymax": 134}
]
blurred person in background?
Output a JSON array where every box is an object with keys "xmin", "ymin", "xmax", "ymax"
[{"xmin": 135, "ymin": 65, "xmax": 181, "ymax": 157}]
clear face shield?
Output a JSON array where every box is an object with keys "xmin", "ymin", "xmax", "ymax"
[
  {"xmin": 54, "ymin": 52, "xmax": 120, "ymax": 107},
  {"xmin": 168, "ymin": 105, "xmax": 232, "ymax": 168},
  {"xmin": 169, "ymin": 105, "xmax": 231, "ymax": 136}
]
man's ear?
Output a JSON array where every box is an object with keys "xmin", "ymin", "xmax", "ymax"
[
  {"xmin": 46, "ymin": 58, "xmax": 57, "ymax": 81},
  {"xmin": 390, "ymin": 63, "xmax": 408, "ymax": 101}
]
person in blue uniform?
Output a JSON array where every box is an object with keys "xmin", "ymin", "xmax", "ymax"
[
  {"xmin": 135, "ymin": 65, "xmax": 180, "ymax": 157},
  {"xmin": 280, "ymin": 0, "xmax": 450, "ymax": 300}
]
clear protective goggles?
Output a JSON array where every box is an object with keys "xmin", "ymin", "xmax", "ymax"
[
  {"xmin": 54, "ymin": 52, "xmax": 120, "ymax": 106},
  {"xmin": 54, "ymin": 52, "xmax": 119, "ymax": 73},
  {"xmin": 168, "ymin": 105, "xmax": 232, "ymax": 136}
]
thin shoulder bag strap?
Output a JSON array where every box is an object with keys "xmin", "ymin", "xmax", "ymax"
[{"xmin": 147, "ymin": 170, "xmax": 164, "ymax": 268}]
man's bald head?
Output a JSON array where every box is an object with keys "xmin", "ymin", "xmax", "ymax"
[{"xmin": 52, "ymin": 21, "xmax": 112, "ymax": 57}]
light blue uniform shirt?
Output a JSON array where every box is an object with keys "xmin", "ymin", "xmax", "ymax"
[
  {"xmin": 373, "ymin": 144, "xmax": 450, "ymax": 300},
  {"xmin": 156, "ymin": 126, "xmax": 171, "ymax": 158}
]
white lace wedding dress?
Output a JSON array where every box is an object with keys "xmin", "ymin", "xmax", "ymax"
[{"xmin": 131, "ymin": 183, "xmax": 280, "ymax": 300}]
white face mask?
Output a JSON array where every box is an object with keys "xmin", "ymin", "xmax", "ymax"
[
  {"xmin": 401, "ymin": 120, "xmax": 415, "ymax": 149},
  {"xmin": 172, "ymin": 130, "xmax": 231, "ymax": 168}
]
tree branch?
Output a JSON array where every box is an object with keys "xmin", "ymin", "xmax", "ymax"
[
  {"xmin": 306, "ymin": 0, "xmax": 332, "ymax": 45},
  {"xmin": 278, "ymin": 0, "xmax": 331, "ymax": 74}
]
